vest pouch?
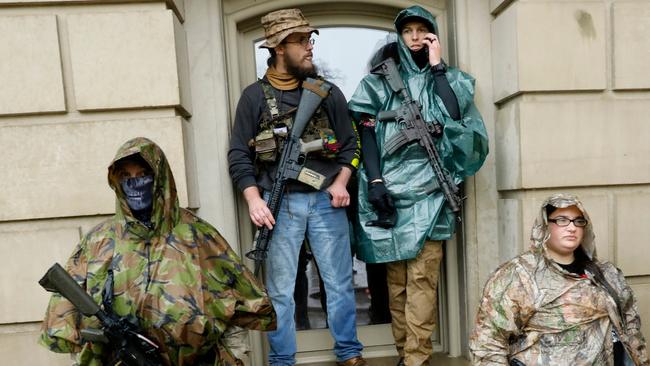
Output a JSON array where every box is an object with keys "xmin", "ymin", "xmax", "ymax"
[{"xmin": 254, "ymin": 129, "xmax": 278, "ymax": 162}]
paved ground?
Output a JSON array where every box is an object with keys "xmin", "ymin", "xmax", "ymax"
[{"xmin": 305, "ymin": 354, "xmax": 470, "ymax": 366}]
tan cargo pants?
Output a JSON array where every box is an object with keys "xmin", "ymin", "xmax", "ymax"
[{"xmin": 386, "ymin": 240, "xmax": 444, "ymax": 366}]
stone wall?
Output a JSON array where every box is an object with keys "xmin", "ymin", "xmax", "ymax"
[
  {"xmin": 490, "ymin": 0, "xmax": 650, "ymax": 340},
  {"xmin": 0, "ymin": 1, "xmax": 192, "ymax": 364}
]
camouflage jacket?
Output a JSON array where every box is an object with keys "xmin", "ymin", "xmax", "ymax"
[
  {"xmin": 469, "ymin": 194, "xmax": 648, "ymax": 366},
  {"xmin": 39, "ymin": 138, "xmax": 276, "ymax": 365}
]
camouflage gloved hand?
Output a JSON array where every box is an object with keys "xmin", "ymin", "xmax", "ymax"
[{"xmin": 366, "ymin": 181, "xmax": 396, "ymax": 229}]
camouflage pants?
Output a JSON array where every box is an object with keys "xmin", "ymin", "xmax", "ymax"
[{"xmin": 386, "ymin": 241, "xmax": 443, "ymax": 366}]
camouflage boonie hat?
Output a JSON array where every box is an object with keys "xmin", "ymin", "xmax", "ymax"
[{"xmin": 259, "ymin": 8, "xmax": 319, "ymax": 49}]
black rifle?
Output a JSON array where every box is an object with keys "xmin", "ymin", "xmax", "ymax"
[
  {"xmin": 39, "ymin": 263, "xmax": 164, "ymax": 366},
  {"xmin": 371, "ymin": 57, "xmax": 461, "ymax": 213},
  {"xmin": 245, "ymin": 78, "xmax": 332, "ymax": 276}
]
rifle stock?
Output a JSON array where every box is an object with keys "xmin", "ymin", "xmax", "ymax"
[
  {"xmin": 371, "ymin": 58, "xmax": 462, "ymax": 213},
  {"xmin": 39, "ymin": 263, "xmax": 164, "ymax": 366},
  {"xmin": 246, "ymin": 78, "xmax": 332, "ymax": 276}
]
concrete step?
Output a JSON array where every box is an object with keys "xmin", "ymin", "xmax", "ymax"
[{"xmin": 301, "ymin": 354, "xmax": 470, "ymax": 366}]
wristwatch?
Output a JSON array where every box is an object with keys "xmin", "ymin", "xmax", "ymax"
[{"xmin": 431, "ymin": 62, "xmax": 447, "ymax": 73}]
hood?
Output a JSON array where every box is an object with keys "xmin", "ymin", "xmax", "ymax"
[
  {"xmin": 107, "ymin": 137, "xmax": 180, "ymax": 234},
  {"xmin": 530, "ymin": 193, "xmax": 597, "ymax": 260},
  {"xmin": 394, "ymin": 5, "xmax": 439, "ymax": 73}
]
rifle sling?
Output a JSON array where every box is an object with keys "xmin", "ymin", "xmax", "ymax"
[{"xmin": 302, "ymin": 79, "xmax": 329, "ymax": 98}]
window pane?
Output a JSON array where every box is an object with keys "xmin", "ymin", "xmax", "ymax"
[{"xmin": 255, "ymin": 27, "xmax": 393, "ymax": 99}]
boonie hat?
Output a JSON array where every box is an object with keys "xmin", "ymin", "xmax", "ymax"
[{"xmin": 259, "ymin": 8, "xmax": 319, "ymax": 49}]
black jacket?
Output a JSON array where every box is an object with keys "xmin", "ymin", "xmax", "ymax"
[{"xmin": 228, "ymin": 77, "xmax": 359, "ymax": 193}]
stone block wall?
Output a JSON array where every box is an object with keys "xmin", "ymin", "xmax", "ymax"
[
  {"xmin": 0, "ymin": 1, "xmax": 191, "ymax": 364},
  {"xmin": 491, "ymin": 0, "xmax": 650, "ymax": 339}
]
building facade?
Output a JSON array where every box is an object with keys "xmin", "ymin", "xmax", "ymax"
[{"xmin": 1, "ymin": 0, "xmax": 648, "ymax": 364}]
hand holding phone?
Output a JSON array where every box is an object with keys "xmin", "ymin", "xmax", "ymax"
[{"xmin": 422, "ymin": 32, "xmax": 442, "ymax": 67}]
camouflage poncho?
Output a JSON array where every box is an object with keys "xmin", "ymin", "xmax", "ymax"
[
  {"xmin": 348, "ymin": 5, "xmax": 489, "ymax": 263},
  {"xmin": 469, "ymin": 194, "xmax": 648, "ymax": 365},
  {"xmin": 39, "ymin": 137, "xmax": 276, "ymax": 365}
]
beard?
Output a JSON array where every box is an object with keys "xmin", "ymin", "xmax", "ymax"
[{"xmin": 284, "ymin": 53, "xmax": 318, "ymax": 80}]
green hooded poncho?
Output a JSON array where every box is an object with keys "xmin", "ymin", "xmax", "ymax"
[
  {"xmin": 39, "ymin": 137, "xmax": 276, "ymax": 365},
  {"xmin": 348, "ymin": 6, "xmax": 489, "ymax": 263}
]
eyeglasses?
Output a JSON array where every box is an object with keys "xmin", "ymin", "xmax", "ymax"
[
  {"xmin": 283, "ymin": 37, "xmax": 315, "ymax": 47},
  {"xmin": 548, "ymin": 217, "xmax": 588, "ymax": 227}
]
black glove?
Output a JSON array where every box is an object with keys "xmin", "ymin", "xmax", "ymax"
[
  {"xmin": 366, "ymin": 181, "xmax": 396, "ymax": 229},
  {"xmin": 368, "ymin": 181, "xmax": 393, "ymax": 212}
]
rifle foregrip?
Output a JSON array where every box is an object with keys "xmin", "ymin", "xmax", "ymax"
[{"xmin": 39, "ymin": 263, "xmax": 101, "ymax": 317}]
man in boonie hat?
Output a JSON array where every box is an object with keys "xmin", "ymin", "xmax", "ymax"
[
  {"xmin": 258, "ymin": 8, "xmax": 320, "ymax": 83},
  {"xmin": 228, "ymin": 7, "xmax": 367, "ymax": 366}
]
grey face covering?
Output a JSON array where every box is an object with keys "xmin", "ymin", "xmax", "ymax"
[{"xmin": 121, "ymin": 175, "xmax": 154, "ymax": 213}]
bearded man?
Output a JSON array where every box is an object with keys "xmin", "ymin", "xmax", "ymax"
[{"xmin": 227, "ymin": 8, "xmax": 366, "ymax": 366}]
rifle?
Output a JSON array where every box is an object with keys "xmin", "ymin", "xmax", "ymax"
[
  {"xmin": 39, "ymin": 263, "xmax": 164, "ymax": 366},
  {"xmin": 371, "ymin": 57, "xmax": 462, "ymax": 213},
  {"xmin": 245, "ymin": 78, "xmax": 332, "ymax": 276}
]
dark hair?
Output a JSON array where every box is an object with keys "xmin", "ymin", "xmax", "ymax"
[
  {"xmin": 266, "ymin": 48, "xmax": 277, "ymax": 67},
  {"xmin": 114, "ymin": 153, "xmax": 152, "ymax": 174}
]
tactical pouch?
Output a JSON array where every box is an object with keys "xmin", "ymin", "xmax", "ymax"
[{"xmin": 253, "ymin": 129, "xmax": 278, "ymax": 162}]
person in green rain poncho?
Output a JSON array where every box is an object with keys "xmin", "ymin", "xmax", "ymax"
[
  {"xmin": 348, "ymin": 6, "xmax": 488, "ymax": 366},
  {"xmin": 39, "ymin": 137, "xmax": 276, "ymax": 366}
]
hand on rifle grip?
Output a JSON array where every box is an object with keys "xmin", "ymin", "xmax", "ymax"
[{"xmin": 431, "ymin": 122, "xmax": 443, "ymax": 138}]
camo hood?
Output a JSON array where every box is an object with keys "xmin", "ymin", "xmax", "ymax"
[
  {"xmin": 107, "ymin": 137, "xmax": 180, "ymax": 236},
  {"xmin": 40, "ymin": 138, "xmax": 276, "ymax": 365},
  {"xmin": 531, "ymin": 192, "xmax": 597, "ymax": 260},
  {"xmin": 470, "ymin": 195, "xmax": 648, "ymax": 365}
]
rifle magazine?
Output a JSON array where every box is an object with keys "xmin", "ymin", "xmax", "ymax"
[{"xmin": 297, "ymin": 168, "xmax": 326, "ymax": 190}]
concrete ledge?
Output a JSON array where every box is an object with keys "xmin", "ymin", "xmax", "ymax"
[
  {"xmin": 0, "ymin": 227, "xmax": 79, "ymax": 323},
  {"xmin": 492, "ymin": 1, "xmax": 606, "ymax": 102},
  {"xmin": 0, "ymin": 116, "xmax": 189, "ymax": 221},
  {"xmin": 616, "ymin": 193, "xmax": 650, "ymax": 276},
  {"xmin": 0, "ymin": 1, "xmax": 184, "ymax": 22},
  {"xmin": 0, "ymin": 14, "xmax": 65, "ymax": 116},
  {"xmin": 0, "ymin": 327, "xmax": 70, "ymax": 366},
  {"xmin": 613, "ymin": 2, "xmax": 650, "ymax": 90},
  {"xmin": 497, "ymin": 99, "xmax": 650, "ymax": 190},
  {"xmin": 68, "ymin": 10, "xmax": 185, "ymax": 111}
]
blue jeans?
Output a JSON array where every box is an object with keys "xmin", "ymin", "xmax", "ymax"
[{"xmin": 264, "ymin": 191, "xmax": 363, "ymax": 365}]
